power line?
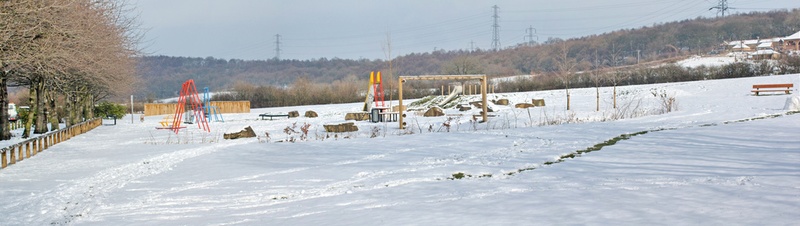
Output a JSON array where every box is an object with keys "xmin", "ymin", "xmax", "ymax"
[
  {"xmin": 215, "ymin": 0, "xmax": 740, "ymax": 60},
  {"xmin": 491, "ymin": 5, "xmax": 500, "ymax": 51},
  {"xmin": 274, "ymin": 34, "xmax": 281, "ymax": 60},
  {"xmin": 470, "ymin": 40, "xmax": 475, "ymax": 52},
  {"xmin": 710, "ymin": 0, "xmax": 731, "ymax": 17},
  {"xmin": 525, "ymin": 26, "xmax": 537, "ymax": 46}
]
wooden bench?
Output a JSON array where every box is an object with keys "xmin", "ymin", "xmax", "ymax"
[
  {"xmin": 259, "ymin": 114, "xmax": 289, "ymax": 120},
  {"xmin": 378, "ymin": 111, "xmax": 399, "ymax": 122},
  {"xmin": 752, "ymin": 83, "xmax": 793, "ymax": 96}
]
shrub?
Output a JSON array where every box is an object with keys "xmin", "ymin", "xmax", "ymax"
[{"xmin": 94, "ymin": 101, "xmax": 128, "ymax": 119}]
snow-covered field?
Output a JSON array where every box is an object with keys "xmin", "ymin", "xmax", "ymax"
[
  {"xmin": 676, "ymin": 55, "xmax": 737, "ymax": 68},
  {"xmin": 1, "ymin": 74, "xmax": 799, "ymax": 225}
]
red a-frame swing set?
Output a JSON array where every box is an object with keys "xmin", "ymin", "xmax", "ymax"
[{"xmin": 160, "ymin": 79, "xmax": 211, "ymax": 134}]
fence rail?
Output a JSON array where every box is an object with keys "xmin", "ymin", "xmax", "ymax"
[
  {"xmin": 8, "ymin": 120, "xmax": 22, "ymax": 130},
  {"xmin": 144, "ymin": 101, "xmax": 250, "ymax": 116},
  {"xmin": 0, "ymin": 118, "xmax": 102, "ymax": 171}
]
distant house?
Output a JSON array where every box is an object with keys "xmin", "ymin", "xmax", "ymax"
[
  {"xmin": 724, "ymin": 31, "xmax": 799, "ymax": 58},
  {"xmin": 729, "ymin": 42, "xmax": 751, "ymax": 52},
  {"xmin": 782, "ymin": 31, "xmax": 800, "ymax": 54},
  {"xmin": 751, "ymin": 42, "xmax": 779, "ymax": 60}
]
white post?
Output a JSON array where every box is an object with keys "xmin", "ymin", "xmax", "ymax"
[{"xmin": 130, "ymin": 95, "xmax": 134, "ymax": 124}]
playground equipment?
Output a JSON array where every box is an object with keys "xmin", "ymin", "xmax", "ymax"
[
  {"xmin": 360, "ymin": 71, "xmax": 398, "ymax": 123},
  {"xmin": 398, "ymin": 75, "xmax": 488, "ymax": 129},
  {"xmin": 362, "ymin": 71, "xmax": 385, "ymax": 112},
  {"xmin": 438, "ymin": 83, "xmax": 463, "ymax": 107},
  {"xmin": 203, "ymin": 87, "xmax": 224, "ymax": 122},
  {"xmin": 159, "ymin": 79, "xmax": 211, "ymax": 134}
]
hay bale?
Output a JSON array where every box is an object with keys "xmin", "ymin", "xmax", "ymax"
[
  {"xmin": 423, "ymin": 107, "xmax": 445, "ymax": 117},
  {"xmin": 532, "ymin": 99, "xmax": 545, "ymax": 106},
  {"xmin": 493, "ymin": 99, "xmax": 509, "ymax": 105},
  {"xmin": 323, "ymin": 122, "xmax": 358, "ymax": 133},
  {"xmin": 224, "ymin": 126, "xmax": 257, "ymax": 140},
  {"xmin": 288, "ymin": 111, "xmax": 300, "ymax": 118},
  {"xmin": 515, "ymin": 103, "xmax": 536, "ymax": 109},
  {"xmin": 345, "ymin": 112, "xmax": 370, "ymax": 121},
  {"xmin": 304, "ymin": 110, "xmax": 318, "ymax": 118}
]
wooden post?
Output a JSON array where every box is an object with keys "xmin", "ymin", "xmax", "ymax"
[
  {"xmin": 398, "ymin": 77, "xmax": 404, "ymax": 129},
  {"xmin": 1, "ymin": 151, "xmax": 6, "ymax": 169},
  {"xmin": 9, "ymin": 147, "xmax": 15, "ymax": 165},
  {"xmin": 38, "ymin": 137, "xmax": 43, "ymax": 152},
  {"xmin": 26, "ymin": 142, "xmax": 31, "ymax": 157},
  {"xmin": 481, "ymin": 76, "xmax": 488, "ymax": 123},
  {"xmin": 17, "ymin": 145, "xmax": 23, "ymax": 161}
]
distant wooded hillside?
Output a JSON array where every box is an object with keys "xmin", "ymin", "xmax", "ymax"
[{"xmin": 136, "ymin": 9, "xmax": 800, "ymax": 99}]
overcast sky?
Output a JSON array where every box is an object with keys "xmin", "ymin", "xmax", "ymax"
[{"xmin": 129, "ymin": 0, "xmax": 798, "ymax": 61}]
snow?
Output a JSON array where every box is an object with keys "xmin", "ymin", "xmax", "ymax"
[
  {"xmin": 676, "ymin": 55, "xmax": 736, "ymax": 68},
  {"xmin": 785, "ymin": 31, "xmax": 800, "ymax": 40},
  {"xmin": 1, "ymin": 74, "xmax": 800, "ymax": 225}
]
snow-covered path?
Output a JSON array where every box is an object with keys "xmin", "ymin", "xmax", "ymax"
[{"xmin": 1, "ymin": 74, "xmax": 799, "ymax": 225}]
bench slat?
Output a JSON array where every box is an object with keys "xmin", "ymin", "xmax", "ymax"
[
  {"xmin": 258, "ymin": 114, "xmax": 290, "ymax": 120},
  {"xmin": 752, "ymin": 83, "xmax": 793, "ymax": 89},
  {"xmin": 751, "ymin": 89, "xmax": 790, "ymax": 92}
]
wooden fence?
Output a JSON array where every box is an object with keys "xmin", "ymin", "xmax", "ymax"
[
  {"xmin": 144, "ymin": 101, "xmax": 250, "ymax": 116},
  {"xmin": 0, "ymin": 118, "xmax": 102, "ymax": 171}
]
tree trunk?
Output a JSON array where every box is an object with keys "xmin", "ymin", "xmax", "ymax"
[
  {"xmin": 613, "ymin": 86, "xmax": 617, "ymax": 109},
  {"xmin": 48, "ymin": 91, "xmax": 59, "ymax": 131},
  {"xmin": 80, "ymin": 93, "xmax": 88, "ymax": 121},
  {"xmin": 85, "ymin": 94, "xmax": 94, "ymax": 119},
  {"xmin": 596, "ymin": 87, "xmax": 600, "ymax": 112},
  {"xmin": 0, "ymin": 74, "xmax": 10, "ymax": 140},
  {"xmin": 65, "ymin": 93, "xmax": 74, "ymax": 127},
  {"xmin": 565, "ymin": 80, "xmax": 572, "ymax": 111},
  {"xmin": 34, "ymin": 79, "xmax": 47, "ymax": 134},
  {"xmin": 23, "ymin": 87, "xmax": 37, "ymax": 138},
  {"xmin": 565, "ymin": 81, "xmax": 571, "ymax": 111},
  {"xmin": 71, "ymin": 94, "xmax": 82, "ymax": 124}
]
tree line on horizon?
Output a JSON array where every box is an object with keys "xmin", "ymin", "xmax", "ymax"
[{"xmin": 137, "ymin": 9, "xmax": 800, "ymax": 108}]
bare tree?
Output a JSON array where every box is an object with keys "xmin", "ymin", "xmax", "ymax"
[
  {"xmin": 555, "ymin": 42, "xmax": 576, "ymax": 111},
  {"xmin": 382, "ymin": 33, "xmax": 394, "ymax": 105},
  {"xmin": 442, "ymin": 56, "xmax": 482, "ymax": 75},
  {"xmin": 606, "ymin": 42, "xmax": 626, "ymax": 109},
  {"xmin": 591, "ymin": 49, "xmax": 604, "ymax": 111},
  {"xmin": 2, "ymin": 0, "xmax": 139, "ymax": 138}
]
